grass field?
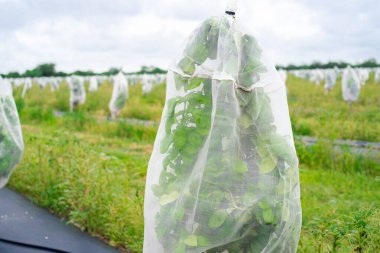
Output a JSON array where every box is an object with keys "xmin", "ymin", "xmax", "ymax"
[
  {"xmin": 7, "ymin": 75, "xmax": 380, "ymax": 252},
  {"xmin": 13, "ymin": 73, "xmax": 380, "ymax": 142},
  {"xmin": 288, "ymin": 74, "xmax": 380, "ymax": 142}
]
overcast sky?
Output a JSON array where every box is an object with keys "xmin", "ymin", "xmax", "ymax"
[{"xmin": 1, "ymin": 0, "xmax": 379, "ymax": 73}]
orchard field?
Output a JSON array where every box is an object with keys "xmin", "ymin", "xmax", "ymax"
[{"xmin": 7, "ymin": 74, "xmax": 380, "ymax": 252}]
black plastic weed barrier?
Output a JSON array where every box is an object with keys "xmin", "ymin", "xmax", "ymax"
[{"xmin": 0, "ymin": 188, "xmax": 120, "ymax": 253}]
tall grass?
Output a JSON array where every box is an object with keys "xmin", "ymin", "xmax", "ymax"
[{"xmin": 288, "ymin": 73, "xmax": 380, "ymax": 142}]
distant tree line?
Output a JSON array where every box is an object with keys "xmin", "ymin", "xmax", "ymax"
[
  {"xmin": 0, "ymin": 64, "xmax": 167, "ymax": 78},
  {"xmin": 130, "ymin": 66, "xmax": 167, "ymax": 75},
  {"xmin": 276, "ymin": 58, "xmax": 380, "ymax": 70},
  {"xmin": 2, "ymin": 59, "xmax": 379, "ymax": 78}
]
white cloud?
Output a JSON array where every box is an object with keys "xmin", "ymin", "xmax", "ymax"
[
  {"xmin": 0, "ymin": 0, "xmax": 379, "ymax": 73},
  {"xmin": 2, "ymin": 14, "xmax": 199, "ymax": 72}
]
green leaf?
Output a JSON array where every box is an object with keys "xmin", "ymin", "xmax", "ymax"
[
  {"xmin": 208, "ymin": 210, "xmax": 228, "ymax": 228},
  {"xmin": 238, "ymin": 72, "xmax": 253, "ymax": 88},
  {"xmin": 258, "ymin": 143, "xmax": 277, "ymax": 174},
  {"xmin": 173, "ymin": 127, "xmax": 187, "ymax": 149},
  {"xmin": 165, "ymin": 116, "xmax": 174, "ymax": 135},
  {"xmin": 238, "ymin": 114, "xmax": 252, "ymax": 129},
  {"xmin": 188, "ymin": 44, "xmax": 208, "ymax": 65},
  {"xmin": 197, "ymin": 236, "xmax": 210, "ymax": 247},
  {"xmin": 242, "ymin": 192, "xmax": 256, "ymax": 204},
  {"xmin": 258, "ymin": 199, "xmax": 275, "ymax": 224},
  {"xmin": 186, "ymin": 78, "xmax": 203, "ymax": 91},
  {"xmin": 159, "ymin": 191, "xmax": 179, "ymax": 206},
  {"xmin": 174, "ymin": 74, "xmax": 187, "ymax": 90},
  {"xmin": 258, "ymin": 200, "xmax": 271, "ymax": 210},
  {"xmin": 175, "ymin": 206, "xmax": 185, "ymax": 221},
  {"xmin": 174, "ymin": 243, "xmax": 186, "ymax": 253},
  {"xmin": 262, "ymin": 208, "xmax": 274, "ymax": 224},
  {"xmin": 166, "ymin": 98, "xmax": 178, "ymax": 116},
  {"xmin": 167, "ymin": 182, "xmax": 178, "ymax": 192},
  {"xmin": 234, "ymin": 160, "xmax": 248, "ymax": 174},
  {"xmin": 178, "ymin": 57, "xmax": 195, "ymax": 75},
  {"xmin": 151, "ymin": 184, "xmax": 164, "ymax": 197},
  {"xmin": 206, "ymin": 24, "xmax": 219, "ymax": 60},
  {"xmin": 160, "ymin": 134, "xmax": 172, "ymax": 154},
  {"xmin": 264, "ymin": 133, "xmax": 297, "ymax": 168},
  {"xmin": 210, "ymin": 191, "xmax": 226, "ymax": 206},
  {"xmin": 184, "ymin": 234, "xmax": 197, "ymax": 247},
  {"xmin": 235, "ymin": 90, "xmax": 252, "ymax": 107}
]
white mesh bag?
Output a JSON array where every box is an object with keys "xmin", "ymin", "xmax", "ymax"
[
  {"xmin": 357, "ymin": 69, "xmax": 369, "ymax": 86},
  {"xmin": 12, "ymin": 78, "xmax": 23, "ymax": 88},
  {"xmin": 143, "ymin": 2, "xmax": 302, "ymax": 253},
  {"xmin": 324, "ymin": 69, "xmax": 337, "ymax": 93},
  {"xmin": 0, "ymin": 77, "xmax": 24, "ymax": 188},
  {"xmin": 37, "ymin": 77, "xmax": 48, "ymax": 89},
  {"xmin": 278, "ymin": 70, "xmax": 287, "ymax": 83},
  {"xmin": 310, "ymin": 70, "xmax": 324, "ymax": 85},
  {"xmin": 376, "ymin": 69, "xmax": 380, "ymax": 83},
  {"xmin": 342, "ymin": 66, "xmax": 360, "ymax": 102},
  {"xmin": 109, "ymin": 72, "xmax": 128, "ymax": 119},
  {"xmin": 50, "ymin": 78, "xmax": 60, "ymax": 92},
  {"xmin": 142, "ymin": 75, "xmax": 154, "ymax": 94},
  {"xmin": 2, "ymin": 79, "xmax": 13, "ymax": 93},
  {"xmin": 69, "ymin": 76, "xmax": 86, "ymax": 112},
  {"xmin": 89, "ymin": 77, "xmax": 98, "ymax": 92}
]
